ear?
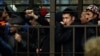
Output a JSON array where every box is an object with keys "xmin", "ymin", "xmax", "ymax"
[{"xmin": 72, "ymin": 16, "xmax": 75, "ymax": 21}]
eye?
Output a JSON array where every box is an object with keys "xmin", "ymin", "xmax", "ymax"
[{"xmin": 86, "ymin": 13, "xmax": 90, "ymax": 15}]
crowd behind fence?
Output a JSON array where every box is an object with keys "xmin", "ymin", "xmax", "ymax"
[{"xmin": 0, "ymin": 1, "xmax": 100, "ymax": 56}]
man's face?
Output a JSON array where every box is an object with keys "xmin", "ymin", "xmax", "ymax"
[
  {"xmin": 25, "ymin": 9, "xmax": 34, "ymax": 17},
  {"xmin": 62, "ymin": 14, "xmax": 73, "ymax": 25},
  {"xmin": 1, "ymin": 8, "xmax": 9, "ymax": 20},
  {"xmin": 25, "ymin": 10, "xmax": 36, "ymax": 25},
  {"xmin": 85, "ymin": 11, "xmax": 94, "ymax": 20}
]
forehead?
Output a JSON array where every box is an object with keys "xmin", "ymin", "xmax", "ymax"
[
  {"xmin": 25, "ymin": 9, "xmax": 33, "ymax": 12},
  {"xmin": 85, "ymin": 11, "xmax": 93, "ymax": 16},
  {"xmin": 62, "ymin": 13, "xmax": 71, "ymax": 17},
  {"xmin": 85, "ymin": 10, "xmax": 93, "ymax": 14}
]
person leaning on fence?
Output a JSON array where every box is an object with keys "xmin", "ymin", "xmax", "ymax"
[
  {"xmin": 80, "ymin": 4, "xmax": 99, "ymax": 40},
  {"xmin": 24, "ymin": 8, "xmax": 50, "ymax": 56},
  {"xmin": 8, "ymin": 15, "xmax": 37, "ymax": 56},
  {"xmin": 0, "ymin": 6, "xmax": 14, "ymax": 56},
  {"xmin": 80, "ymin": 5, "xmax": 100, "ymax": 56},
  {"xmin": 84, "ymin": 37, "xmax": 100, "ymax": 56},
  {"xmin": 55, "ymin": 8, "xmax": 79, "ymax": 56}
]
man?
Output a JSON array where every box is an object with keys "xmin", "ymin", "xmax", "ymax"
[
  {"xmin": 80, "ymin": 5, "xmax": 99, "ymax": 56},
  {"xmin": 24, "ymin": 8, "xmax": 50, "ymax": 56},
  {"xmin": 0, "ymin": 7, "xmax": 13, "ymax": 56},
  {"xmin": 80, "ymin": 5, "xmax": 99, "ymax": 25},
  {"xmin": 55, "ymin": 8, "xmax": 77, "ymax": 56},
  {"xmin": 7, "ymin": 15, "xmax": 39, "ymax": 56},
  {"xmin": 80, "ymin": 4, "xmax": 99, "ymax": 44}
]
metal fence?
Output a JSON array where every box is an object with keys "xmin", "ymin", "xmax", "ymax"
[
  {"xmin": 1, "ymin": 0, "xmax": 100, "ymax": 56},
  {"xmin": 12, "ymin": 25, "xmax": 99, "ymax": 56}
]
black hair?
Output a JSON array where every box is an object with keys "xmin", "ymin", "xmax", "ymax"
[
  {"xmin": 0, "ymin": 2, "xmax": 12, "ymax": 17},
  {"xmin": 0, "ymin": 8, "xmax": 4, "ymax": 17},
  {"xmin": 62, "ymin": 8, "xmax": 76, "ymax": 17},
  {"xmin": 24, "ymin": 7, "xmax": 40, "ymax": 15}
]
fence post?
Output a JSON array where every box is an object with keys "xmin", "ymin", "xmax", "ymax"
[{"xmin": 50, "ymin": 0, "xmax": 56, "ymax": 56}]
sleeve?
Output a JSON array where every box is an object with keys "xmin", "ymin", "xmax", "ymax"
[
  {"xmin": 17, "ymin": 32, "xmax": 37, "ymax": 50},
  {"xmin": 55, "ymin": 22, "xmax": 73, "ymax": 43},
  {"xmin": 36, "ymin": 16, "xmax": 49, "ymax": 26}
]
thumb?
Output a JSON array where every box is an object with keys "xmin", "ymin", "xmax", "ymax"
[{"xmin": 60, "ymin": 21, "xmax": 65, "ymax": 25}]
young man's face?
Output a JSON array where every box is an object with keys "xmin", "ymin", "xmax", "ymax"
[
  {"xmin": 85, "ymin": 11, "xmax": 94, "ymax": 20},
  {"xmin": 62, "ymin": 14, "xmax": 74, "ymax": 25},
  {"xmin": 80, "ymin": 10, "xmax": 97, "ymax": 24},
  {"xmin": 25, "ymin": 9, "xmax": 34, "ymax": 17}
]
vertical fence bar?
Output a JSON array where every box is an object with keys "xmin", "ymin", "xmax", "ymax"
[
  {"xmin": 29, "ymin": 0, "xmax": 34, "ymax": 8},
  {"xmin": 96, "ymin": 26, "xmax": 98, "ymax": 37},
  {"xmin": 16, "ymin": 26, "xmax": 20, "ymax": 56},
  {"xmin": 78, "ymin": 0, "xmax": 83, "ymax": 19},
  {"xmin": 73, "ymin": 27, "xmax": 75, "ymax": 56},
  {"xmin": 50, "ymin": 0, "xmax": 56, "ymax": 56},
  {"xmin": 27, "ymin": 26, "xmax": 29, "ymax": 56},
  {"xmin": 16, "ymin": 29, "xmax": 18, "ymax": 56},
  {"xmin": 84, "ymin": 26, "xmax": 87, "ymax": 44},
  {"xmin": 37, "ymin": 28, "xmax": 40, "ymax": 56}
]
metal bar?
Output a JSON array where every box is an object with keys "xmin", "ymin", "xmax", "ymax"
[
  {"xmin": 84, "ymin": 27, "xmax": 87, "ymax": 47},
  {"xmin": 1, "ymin": 4, "xmax": 100, "ymax": 6},
  {"xmin": 27, "ymin": 26, "xmax": 29, "ymax": 56},
  {"xmin": 64, "ymin": 25, "xmax": 98, "ymax": 27},
  {"xmin": 37, "ymin": 28, "xmax": 40, "ymax": 56},
  {"xmin": 29, "ymin": 0, "xmax": 34, "ymax": 8},
  {"xmin": 73, "ymin": 27, "xmax": 75, "ymax": 56},
  {"xmin": 96, "ymin": 26, "xmax": 98, "ymax": 37},
  {"xmin": 16, "ymin": 29, "xmax": 19, "ymax": 56},
  {"xmin": 78, "ymin": 0, "xmax": 83, "ymax": 18},
  {"xmin": 15, "ymin": 37, "xmax": 18, "ymax": 56},
  {"xmin": 8, "ymin": 25, "xmax": 99, "ymax": 28},
  {"xmin": 50, "ymin": 0, "xmax": 56, "ymax": 56}
]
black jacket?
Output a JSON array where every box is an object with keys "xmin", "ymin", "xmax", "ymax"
[{"xmin": 55, "ymin": 22, "xmax": 73, "ymax": 43}]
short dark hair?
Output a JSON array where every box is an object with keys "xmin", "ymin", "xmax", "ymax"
[
  {"xmin": 24, "ymin": 7, "xmax": 39, "ymax": 15},
  {"xmin": 62, "ymin": 8, "xmax": 76, "ymax": 17}
]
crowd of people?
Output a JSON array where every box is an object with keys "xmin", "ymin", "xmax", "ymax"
[{"xmin": 0, "ymin": 1, "xmax": 100, "ymax": 56}]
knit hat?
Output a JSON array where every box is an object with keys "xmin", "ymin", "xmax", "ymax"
[
  {"xmin": 40, "ymin": 7, "xmax": 48, "ymax": 16},
  {"xmin": 86, "ymin": 5, "xmax": 99, "ymax": 15},
  {"xmin": 8, "ymin": 15, "xmax": 24, "ymax": 25}
]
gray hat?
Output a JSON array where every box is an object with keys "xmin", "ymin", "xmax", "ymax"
[{"xmin": 8, "ymin": 15, "xmax": 24, "ymax": 25}]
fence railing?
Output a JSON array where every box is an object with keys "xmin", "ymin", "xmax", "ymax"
[{"xmin": 7, "ymin": 25, "xmax": 99, "ymax": 56}]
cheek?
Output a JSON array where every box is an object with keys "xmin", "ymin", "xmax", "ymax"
[
  {"xmin": 65, "ymin": 19, "xmax": 70, "ymax": 22},
  {"xmin": 63, "ymin": 19, "xmax": 67, "ymax": 22},
  {"xmin": 87, "ymin": 15, "xmax": 93, "ymax": 19},
  {"xmin": 63, "ymin": 19, "xmax": 70, "ymax": 22},
  {"xmin": 86, "ymin": 15, "xmax": 89, "ymax": 18}
]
